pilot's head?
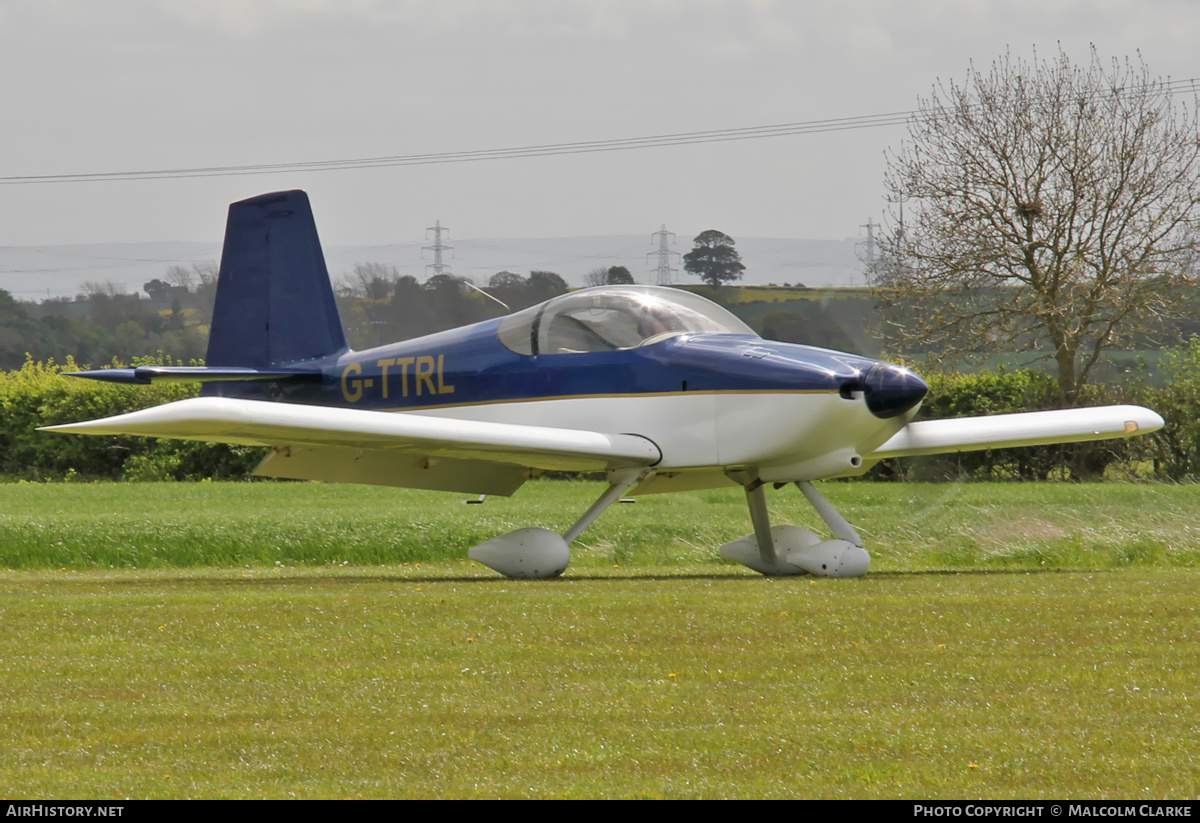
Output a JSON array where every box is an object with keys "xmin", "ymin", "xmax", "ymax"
[{"xmin": 638, "ymin": 305, "xmax": 677, "ymax": 338}]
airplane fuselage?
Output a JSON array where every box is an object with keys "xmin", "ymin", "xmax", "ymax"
[{"xmin": 211, "ymin": 315, "xmax": 925, "ymax": 486}]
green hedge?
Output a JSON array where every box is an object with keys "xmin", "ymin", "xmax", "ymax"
[
  {"xmin": 1, "ymin": 358, "xmax": 265, "ymax": 481},
  {"xmin": 1140, "ymin": 338, "xmax": 1200, "ymax": 480}
]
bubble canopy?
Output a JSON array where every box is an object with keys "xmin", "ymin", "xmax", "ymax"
[{"xmin": 498, "ymin": 286, "xmax": 757, "ymax": 356}]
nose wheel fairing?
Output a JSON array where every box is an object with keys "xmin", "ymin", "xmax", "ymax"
[
  {"xmin": 719, "ymin": 481, "xmax": 871, "ymax": 578},
  {"xmin": 719, "ymin": 526, "xmax": 870, "ymax": 577}
]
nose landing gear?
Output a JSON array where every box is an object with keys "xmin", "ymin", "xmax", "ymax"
[{"xmin": 720, "ymin": 480, "xmax": 870, "ymax": 577}]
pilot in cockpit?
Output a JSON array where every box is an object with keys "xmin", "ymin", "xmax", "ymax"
[{"xmin": 636, "ymin": 302, "xmax": 683, "ymax": 345}]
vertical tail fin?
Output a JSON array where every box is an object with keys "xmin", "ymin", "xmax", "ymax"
[{"xmin": 206, "ymin": 190, "xmax": 347, "ymax": 368}]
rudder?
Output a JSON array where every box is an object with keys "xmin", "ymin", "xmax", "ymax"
[{"xmin": 206, "ymin": 190, "xmax": 347, "ymax": 369}]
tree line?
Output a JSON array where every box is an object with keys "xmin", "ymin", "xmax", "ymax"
[
  {"xmin": 0, "ymin": 246, "xmax": 750, "ymax": 369},
  {"xmin": 0, "ymin": 264, "xmax": 577, "ymax": 369},
  {"xmin": 0, "ymin": 267, "xmax": 213, "ymax": 372},
  {"xmin": 3, "ymin": 264, "xmax": 1195, "ymax": 395},
  {"xmin": 334, "ymin": 265, "xmax": 571, "ymax": 349}
]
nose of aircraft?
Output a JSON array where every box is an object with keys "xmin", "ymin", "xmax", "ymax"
[{"xmin": 862, "ymin": 363, "xmax": 928, "ymax": 419}]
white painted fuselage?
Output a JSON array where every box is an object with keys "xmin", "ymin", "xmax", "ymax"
[{"xmin": 411, "ymin": 389, "xmax": 912, "ymax": 492}]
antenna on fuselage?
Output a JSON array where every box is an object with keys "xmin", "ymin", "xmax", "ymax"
[{"xmin": 458, "ymin": 279, "xmax": 511, "ymax": 312}]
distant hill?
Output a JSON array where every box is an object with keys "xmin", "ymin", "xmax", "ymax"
[{"xmin": 0, "ymin": 236, "xmax": 867, "ymax": 301}]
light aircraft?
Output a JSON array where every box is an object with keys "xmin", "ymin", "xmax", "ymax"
[{"xmin": 44, "ymin": 190, "xmax": 1164, "ymax": 579}]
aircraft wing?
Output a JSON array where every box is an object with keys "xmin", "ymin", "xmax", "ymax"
[
  {"xmin": 867, "ymin": 405, "xmax": 1163, "ymax": 459},
  {"xmin": 40, "ymin": 397, "xmax": 662, "ymax": 496}
]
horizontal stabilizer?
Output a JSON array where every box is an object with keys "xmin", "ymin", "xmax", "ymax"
[
  {"xmin": 40, "ymin": 396, "xmax": 662, "ymax": 474},
  {"xmin": 68, "ymin": 367, "xmax": 323, "ymax": 385},
  {"xmin": 868, "ymin": 405, "xmax": 1164, "ymax": 459}
]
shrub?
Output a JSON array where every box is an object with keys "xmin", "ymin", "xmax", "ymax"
[
  {"xmin": 1138, "ymin": 337, "xmax": 1200, "ymax": 480},
  {"xmin": 0, "ymin": 357, "xmax": 266, "ymax": 481}
]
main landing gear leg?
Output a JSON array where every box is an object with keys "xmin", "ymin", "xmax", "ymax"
[
  {"xmin": 469, "ymin": 468, "xmax": 648, "ymax": 579},
  {"xmin": 719, "ymin": 479, "xmax": 871, "ymax": 578}
]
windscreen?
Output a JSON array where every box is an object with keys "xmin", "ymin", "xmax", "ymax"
[{"xmin": 497, "ymin": 286, "xmax": 756, "ymax": 355}]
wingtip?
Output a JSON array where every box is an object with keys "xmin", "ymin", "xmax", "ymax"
[
  {"xmin": 1131, "ymin": 407, "xmax": 1165, "ymax": 434},
  {"xmin": 1111, "ymin": 405, "xmax": 1165, "ymax": 435}
]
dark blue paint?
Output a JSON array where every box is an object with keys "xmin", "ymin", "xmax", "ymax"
[
  {"xmin": 206, "ymin": 319, "xmax": 893, "ymax": 410},
  {"xmin": 206, "ymin": 190, "xmax": 348, "ymax": 369}
]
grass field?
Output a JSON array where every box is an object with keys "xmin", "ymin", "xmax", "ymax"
[
  {"xmin": 0, "ymin": 481, "xmax": 1196, "ymax": 798},
  {"xmin": 1, "ymin": 480, "xmax": 1198, "ymax": 571}
]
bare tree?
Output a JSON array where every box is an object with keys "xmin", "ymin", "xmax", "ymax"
[
  {"xmin": 338, "ymin": 262, "xmax": 399, "ymax": 301},
  {"xmin": 189, "ymin": 262, "xmax": 221, "ymax": 327},
  {"xmin": 876, "ymin": 47, "xmax": 1200, "ymax": 405},
  {"xmin": 164, "ymin": 265, "xmax": 195, "ymax": 292},
  {"xmin": 192, "ymin": 261, "xmax": 219, "ymax": 286},
  {"xmin": 162, "ymin": 262, "xmax": 218, "ymax": 294},
  {"xmin": 331, "ymin": 263, "xmax": 405, "ymax": 348}
]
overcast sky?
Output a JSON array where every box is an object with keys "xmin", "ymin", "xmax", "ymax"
[{"xmin": 2, "ymin": 0, "xmax": 1199, "ymax": 249}]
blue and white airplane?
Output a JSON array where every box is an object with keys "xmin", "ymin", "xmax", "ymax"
[{"xmin": 45, "ymin": 190, "xmax": 1164, "ymax": 579}]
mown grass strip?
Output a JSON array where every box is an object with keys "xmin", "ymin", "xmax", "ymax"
[
  {"xmin": 0, "ymin": 480, "xmax": 1196, "ymax": 571},
  {"xmin": 0, "ymin": 566, "xmax": 1193, "ymax": 798}
]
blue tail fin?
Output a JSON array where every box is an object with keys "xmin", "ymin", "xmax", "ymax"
[{"xmin": 206, "ymin": 190, "xmax": 347, "ymax": 369}]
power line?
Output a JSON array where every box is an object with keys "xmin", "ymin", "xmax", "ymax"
[
  {"xmin": 3, "ymin": 77, "xmax": 1195, "ymax": 186},
  {"xmin": 0, "ymin": 112, "xmax": 918, "ymax": 185}
]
